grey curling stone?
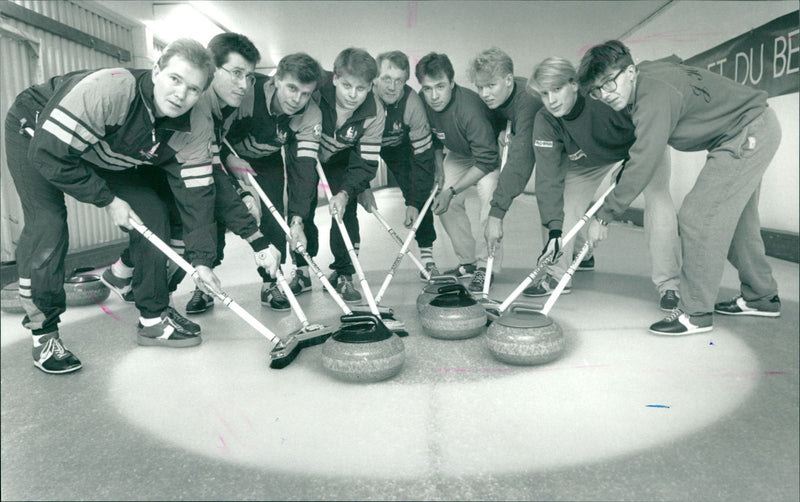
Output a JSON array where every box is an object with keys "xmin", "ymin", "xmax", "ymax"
[
  {"xmin": 485, "ymin": 304, "xmax": 564, "ymax": 365},
  {"xmin": 321, "ymin": 315, "xmax": 406, "ymax": 383},
  {"xmin": 419, "ymin": 284, "xmax": 487, "ymax": 340},
  {"xmin": 64, "ymin": 274, "xmax": 110, "ymax": 306}
]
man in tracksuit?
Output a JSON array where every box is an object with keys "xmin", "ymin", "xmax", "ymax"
[
  {"xmin": 372, "ymin": 50, "xmax": 438, "ymax": 280},
  {"xmin": 526, "ymin": 56, "xmax": 680, "ymax": 310},
  {"xmin": 101, "ymin": 33, "xmax": 282, "ymax": 315},
  {"xmin": 579, "ymin": 40, "xmax": 782, "ymax": 335},
  {"xmin": 4, "ymin": 39, "xmax": 223, "ymax": 374},
  {"xmin": 416, "ymin": 52, "xmax": 500, "ymax": 292},
  {"xmin": 469, "ymin": 47, "xmax": 544, "ymax": 292},
  {"xmin": 309, "ymin": 48, "xmax": 386, "ymax": 303},
  {"xmin": 224, "ymin": 53, "xmax": 324, "ymax": 311}
]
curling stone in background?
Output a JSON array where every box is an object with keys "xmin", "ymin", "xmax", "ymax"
[
  {"xmin": 485, "ymin": 303, "xmax": 564, "ymax": 365},
  {"xmin": 321, "ymin": 314, "xmax": 405, "ymax": 383},
  {"xmin": 64, "ymin": 271, "xmax": 110, "ymax": 306},
  {"xmin": 1, "ymin": 282, "xmax": 25, "ymax": 314},
  {"xmin": 419, "ymin": 284, "xmax": 487, "ymax": 340},
  {"xmin": 416, "ymin": 275, "xmax": 459, "ymax": 313}
]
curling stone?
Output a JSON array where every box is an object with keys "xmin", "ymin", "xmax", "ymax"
[
  {"xmin": 485, "ymin": 303, "xmax": 564, "ymax": 365},
  {"xmin": 321, "ymin": 314, "xmax": 405, "ymax": 383},
  {"xmin": 416, "ymin": 275, "xmax": 459, "ymax": 314},
  {"xmin": 1, "ymin": 282, "xmax": 25, "ymax": 314},
  {"xmin": 64, "ymin": 273, "xmax": 110, "ymax": 306},
  {"xmin": 419, "ymin": 284, "xmax": 487, "ymax": 340}
]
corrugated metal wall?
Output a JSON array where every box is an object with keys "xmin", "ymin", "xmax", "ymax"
[{"xmin": 0, "ymin": 0, "xmax": 135, "ymax": 263}]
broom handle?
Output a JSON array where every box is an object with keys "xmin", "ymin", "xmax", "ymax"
[
  {"xmin": 371, "ymin": 209, "xmax": 428, "ymax": 276},
  {"xmin": 540, "ymin": 241, "xmax": 591, "ymax": 316},
  {"xmin": 375, "ymin": 187, "xmax": 438, "ymax": 303},
  {"xmin": 481, "ymin": 120, "xmax": 512, "ymax": 298},
  {"xmin": 128, "ymin": 219, "xmax": 280, "ymax": 347}
]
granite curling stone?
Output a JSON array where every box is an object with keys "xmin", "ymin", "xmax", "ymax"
[
  {"xmin": 419, "ymin": 284, "xmax": 487, "ymax": 340},
  {"xmin": 485, "ymin": 304, "xmax": 565, "ymax": 365},
  {"xmin": 321, "ymin": 314, "xmax": 406, "ymax": 383},
  {"xmin": 417, "ymin": 275, "xmax": 459, "ymax": 314}
]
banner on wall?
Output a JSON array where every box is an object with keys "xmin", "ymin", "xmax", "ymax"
[{"xmin": 684, "ymin": 11, "xmax": 799, "ymax": 97}]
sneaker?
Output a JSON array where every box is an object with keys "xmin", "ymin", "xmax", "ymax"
[
  {"xmin": 261, "ymin": 282, "xmax": 290, "ymax": 311},
  {"xmin": 659, "ymin": 290, "xmax": 680, "ymax": 311},
  {"xmin": 420, "ymin": 262, "xmax": 441, "ymax": 282},
  {"xmin": 331, "ymin": 273, "xmax": 362, "ymax": 303},
  {"xmin": 468, "ymin": 267, "xmax": 487, "ymax": 292},
  {"xmin": 185, "ymin": 287, "xmax": 214, "ymax": 315},
  {"xmin": 522, "ymin": 274, "xmax": 571, "ymax": 297},
  {"xmin": 442, "ymin": 263, "xmax": 477, "ymax": 279},
  {"xmin": 165, "ymin": 307, "xmax": 201, "ymax": 336},
  {"xmin": 714, "ymin": 295, "xmax": 780, "ymax": 318},
  {"xmin": 101, "ymin": 267, "xmax": 133, "ymax": 302},
  {"xmin": 32, "ymin": 333, "xmax": 82, "ymax": 374},
  {"xmin": 289, "ymin": 269, "xmax": 312, "ymax": 296},
  {"xmin": 137, "ymin": 310, "xmax": 202, "ymax": 347},
  {"xmin": 649, "ymin": 309, "xmax": 713, "ymax": 336},
  {"xmin": 577, "ymin": 255, "xmax": 595, "ymax": 271}
]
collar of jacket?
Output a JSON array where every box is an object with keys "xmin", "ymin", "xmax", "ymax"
[
  {"xmin": 497, "ymin": 80, "xmax": 518, "ymax": 112},
  {"xmin": 319, "ymin": 80, "xmax": 378, "ymax": 123},
  {"xmin": 138, "ymin": 72, "xmax": 192, "ymax": 132},
  {"xmin": 563, "ymin": 93, "xmax": 586, "ymax": 121}
]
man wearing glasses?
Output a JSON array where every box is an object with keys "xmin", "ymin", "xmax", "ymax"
[
  {"xmin": 579, "ymin": 40, "xmax": 782, "ymax": 335},
  {"xmin": 223, "ymin": 53, "xmax": 324, "ymax": 311},
  {"xmin": 524, "ymin": 56, "xmax": 680, "ymax": 311}
]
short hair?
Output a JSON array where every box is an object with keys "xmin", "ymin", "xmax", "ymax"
[
  {"xmin": 415, "ymin": 52, "xmax": 455, "ymax": 84},
  {"xmin": 157, "ymin": 38, "xmax": 215, "ymax": 90},
  {"xmin": 468, "ymin": 47, "xmax": 514, "ymax": 83},
  {"xmin": 207, "ymin": 32, "xmax": 260, "ymax": 68},
  {"xmin": 527, "ymin": 57, "xmax": 577, "ymax": 97},
  {"xmin": 276, "ymin": 53, "xmax": 323, "ymax": 86},
  {"xmin": 577, "ymin": 40, "xmax": 634, "ymax": 90},
  {"xmin": 376, "ymin": 51, "xmax": 410, "ymax": 80},
  {"xmin": 333, "ymin": 48, "xmax": 378, "ymax": 82}
]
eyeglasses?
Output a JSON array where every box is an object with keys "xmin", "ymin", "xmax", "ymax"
[
  {"xmin": 588, "ymin": 67, "xmax": 626, "ymax": 100},
  {"xmin": 219, "ymin": 66, "xmax": 256, "ymax": 86}
]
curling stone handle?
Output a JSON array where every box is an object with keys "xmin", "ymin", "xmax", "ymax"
[
  {"xmin": 435, "ymin": 283, "xmax": 468, "ymax": 295},
  {"xmin": 339, "ymin": 313, "xmax": 381, "ymax": 326},
  {"xmin": 510, "ymin": 303, "xmax": 545, "ymax": 315},
  {"xmin": 428, "ymin": 275, "xmax": 459, "ymax": 285}
]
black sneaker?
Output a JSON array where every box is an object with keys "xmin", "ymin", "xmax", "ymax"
[
  {"xmin": 261, "ymin": 282, "xmax": 290, "ymax": 311},
  {"xmin": 442, "ymin": 263, "xmax": 477, "ymax": 279},
  {"xmin": 468, "ymin": 267, "xmax": 486, "ymax": 292},
  {"xmin": 522, "ymin": 274, "xmax": 571, "ymax": 297},
  {"xmin": 419, "ymin": 262, "xmax": 441, "ymax": 282},
  {"xmin": 137, "ymin": 310, "xmax": 202, "ymax": 347},
  {"xmin": 714, "ymin": 295, "xmax": 780, "ymax": 318},
  {"xmin": 32, "ymin": 333, "xmax": 82, "ymax": 374},
  {"xmin": 330, "ymin": 272, "xmax": 361, "ymax": 303},
  {"xmin": 289, "ymin": 269, "xmax": 312, "ymax": 296},
  {"xmin": 185, "ymin": 287, "xmax": 214, "ymax": 315},
  {"xmin": 165, "ymin": 307, "xmax": 201, "ymax": 336},
  {"xmin": 659, "ymin": 290, "xmax": 680, "ymax": 311},
  {"xmin": 101, "ymin": 267, "xmax": 133, "ymax": 302},
  {"xmin": 649, "ymin": 309, "xmax": 713, "ymax": 336},
  {"xmin": 577, "ymin": 255, "xmax": 595, "ymax": 271}
]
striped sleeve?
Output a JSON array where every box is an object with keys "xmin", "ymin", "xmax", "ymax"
[
  {"xmin": 403, "ymin": 92, "xmax": 436, "ymax": 208},
  {"xmin": 341, "ymin": 95, "xmax": 386, "ymax": 196},
  {"xmin": 29, "ymin": 69, "xmax": 136, "ymax": 207},
  {"xmin": 286, "ymin": 102, "xmax": 322, "ymax": 219}
]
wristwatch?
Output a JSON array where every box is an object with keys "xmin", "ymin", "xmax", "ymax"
[
  {"xmin": 595, "ymin": 215, "xmax": 610, "ymax": 226},
  {"xmin": 448, "ymin": 186, "xmax": 456, "ymax": 197}
]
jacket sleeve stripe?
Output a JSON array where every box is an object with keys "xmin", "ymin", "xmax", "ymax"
[
  {"xmin": 41, "ymin": 120, "xmax": 90, "ymax": 151},
  {"xmin": 49, "ymin": 108, "xmax": 101, "ymax": 145},
  {"xmin": 92, "ymin": 142, "xmax": 138, "ymax": 168}
]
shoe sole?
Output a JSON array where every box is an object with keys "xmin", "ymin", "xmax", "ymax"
[
  {"xmin": 576, "ymin": 267, "xmax": 594, "ymax": 272},
  {"xmin": 137, "ymin": 334, "xmax": 202, "ymax": 347},
  {"xmin": 522, "ymin": 289, "xmax": 571, "ymax": 298},
  {"xmin": 33, "ymin": 361, "xmax": 83, "ymax": 374},
  {"xmin": 714, "ymin": 309, "xmax": 780, "ymax": 318},
  {"xmin": 342, "ymin": 296, "xmax": 363, "ymax": 304},
  {"xmin": 100, "ymin": 276, "xmax": 133, "ymax": 302},
  {"xmin": 648, "ymin": 325, "xmax": 713, "ymax": 336},
  {"xmin": 660, "ymin": 305, "xmax": 679, "ymax": 313},
  {"xmin": 185, "ymin": 304, "xmax": 213, "ymax": 315}
]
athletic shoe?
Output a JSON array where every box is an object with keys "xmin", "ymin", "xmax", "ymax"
[
  {"xmin": 101, "ymin": 267, "xmax": 133, "ymax": 302},
  {"xmin": 137, "ymin": 310, "xmax": 202, "ymax": 347},
  {"xmin": 522, "ymin": 273, "xmax": 571, "ymax": 297},
  {"xmin": 714, "ymin": 295, "xmax": 781, "ymax": 318},
  {"xmin": 659, "ymin": 290, "xmax": 680, "ymax": 311},
  {"xmin": 185, "ymin": 287, "xmax": 214, "ymax": 315},
  {"xmin": 32, "ymin": 333, "xmax": 82, "ymax": 374},
  {"xmin": 261, "ymin": 282, "xmax": 290, "ymax": 311},
  {"xmin": 649, "ymin": 309, "xmax": 713, "ymax": 336},
  {"xmin": 419, "ymin": 262, "xmax": 441, "ymax": 282},
  {"xmin": 165, "ymin": 307, "xmax": 201, "ymax": 336},
  {"xmin": 289, "ymin": 269, "xmax": 312, "ymax": 295},
  {"xmin": 468, "ymin": 267, "xmax": 487, "ymax": 292},
  {"xmin": 326, "ymin": 271, "xmax": 361, "ymax": 303},
  {"xmin": 442, "ymin": 263, "xmax": 477, "ymax": 279},
  {"xmin": 577, "ymin": 255, "xmax": 595, "ymax": 271}
]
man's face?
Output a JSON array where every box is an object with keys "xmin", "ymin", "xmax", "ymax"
[
  {"xmin": 540, "ymin": 81, "xmax": 579, "ymax": 118},
  {"xmin": 589, "ymin": 65, "xmax": 634, "ymax": 111},
  {"xmin": 152, "ymin": 55, "xmax": 207, "ymax": 117},
  {"xmin": 274, "ymin": 74, "xmax": 317, "ymax": 115},
  {"xmin": 333, "ymin": 73, "xmax": 372, "ymax": 111},
  {"xmin": 474, "ymin": 72, "xmax": 514, "ymax": 110},
  {"xmin": 419, "ymin": 74, "xmax": 454, "ymax": 112},
  {"xmin": 374, "ymin": 60, "xmax": 408, "ymax": 105},
  {"xmin": 212, "ymin": 52, "xmax": 255, "ymax": 108}
]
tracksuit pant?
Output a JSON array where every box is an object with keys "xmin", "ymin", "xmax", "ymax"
[{"xmin": 381, "ymin": 144, "xmax": 437, "ymax": 249}]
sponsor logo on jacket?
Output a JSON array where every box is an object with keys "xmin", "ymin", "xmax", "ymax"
[{"xmin": 534, "ymin": 139, "xmax": 553, "ymax": 148}]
